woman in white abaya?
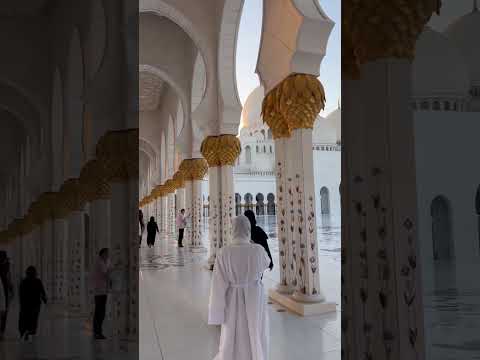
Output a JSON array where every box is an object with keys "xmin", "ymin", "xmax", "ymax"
[{"xmin": 208, "ymin": 215, "xmax": 270, "ymax": 360}]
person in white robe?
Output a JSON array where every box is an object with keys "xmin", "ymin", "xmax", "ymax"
[{"xmin": 208, "ymin": 215, "xmax": 270, "ymax": 360}]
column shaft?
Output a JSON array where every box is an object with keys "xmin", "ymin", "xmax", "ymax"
[
  {"xmin": 207, "ymin": 167, "xmax": 221, "ymax": 264},
  {"xmin": 274, "ymin": 138, "xmax": 295, "ymax": 293},
  {"xmin": 191, "ymin": 180, "xmax": 203, "ymax": 247},
  {"xmin": 53, "ymin": 218, "xmax": 68, "ymax": 305},
  {"xmin": 67, "ymin": 211, "xmax": 86, "ymax": 314}
]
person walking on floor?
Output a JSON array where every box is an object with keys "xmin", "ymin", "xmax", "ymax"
[
  {"xmin": 18, "ymin": 266, "xmax": 47, "ymax": 341},
  {"xmin": 176, "ymin": 209, "xmax": 187, "ymax": 248},
  {"xmin": 0, "ymin": 251, "xmax": 13, "ymax": 341},
  {"xmin": 0, "ymin": 265, "xmax": 6, "ymax": 342},
  {"xmin": 92, "ymin": 248, "xmax": 111, "ymax": 340},
  {"xmin": 146, "ymin": 217, "xmax": 160, "ymax": 248},
  {"xmin": 208, "ymin": 215, "xmax": 270, "ymax": 360},
  {"xmin": 244, "ymin": 210, "xmax": 274, "ymax": 271}
]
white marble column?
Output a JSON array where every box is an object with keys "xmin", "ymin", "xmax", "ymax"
[
  {"xmin": 207, "ymin": 167, "xmax": 221, "ymax": 264},
  {"xmin": 91, "ymin": 199, "xmax": 111, "ymax": 254},
  {"xmin": 53, "ymin": 217, "xmax": 68, "ymax": 305},
  {"xmin": 110, "ymin": 182, "xmax": 129, "ymax": 342},
  {"xmin": 184, "ymin": 180, "xmax": 193, "ymax": 246},
  {"xmin": 41, "ymin": 219, "xmax": 54, "ymax": 300},
  {"xmin": 176, "ymin": 187, "xmax": 185, "ymax": 212},
  {"xmin": 286, "ymin": 128, "xmax": 324, "ymax": 302},
  {"xmin": 168, "ymin": 192, "xmax": 176, "ymax": 236},
  {"xmin": 128, "ymin": 178, "xmax": 139, "ymax": 344},
  {"xmin": 273, "ymin": 138, "xmax": 295, "ymax": 293},
  {"xmin": 191, "ymin": 180, "xmax": 203, "ymax": 247},
  {"xmin": 220, "ymin": 165, "xmax": 234, "ymax": 247},
  {"xmin": 67, "ymin": 210, "xmax": 86, "ymax": 314},
  {"xmin": 161, "ymin": 196, "xmax": 168, "ymax": 234},
  {"xmin": 342, "ymin": 59, "xmax": 426, "ymax": 360},
  {"xmin": 201, "ymin": 135, "xmax": 240, "ymax": 266}
]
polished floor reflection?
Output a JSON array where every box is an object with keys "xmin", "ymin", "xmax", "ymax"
[
  {"xmin": 139, "ymin": 215, "xmax": 341, "ymax": 360},
  {"xmin": 423, "ymin": 260, "xmax": 480, "ymax": 360},
  {"xmin": 0, "ymin": 302, "xmax": 134, "ymax": 359}
]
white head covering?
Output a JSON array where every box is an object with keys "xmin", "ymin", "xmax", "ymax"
[{"xmin": 231, "ymin": 215, "xmax": 251, "ymax": 245}]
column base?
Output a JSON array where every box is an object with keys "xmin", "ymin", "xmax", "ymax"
[
  {"xmin": 268, "ymin": 288, "xmax": 336, "ymax": 316},
  {"xmin": 276, "ymin": 283, "xmax": 295, "ymax": 294}
]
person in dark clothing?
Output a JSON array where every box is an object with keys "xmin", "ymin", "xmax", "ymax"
[
  {"xmin": 244, "ymin": 210, "xmax": 274, "ymax": 271},
  {"xmin": 139, "ymin": 209, "xmax": 145, "ymax": 246},
  {"xmin": 92, "ymin": 248, "xmax": 111, "ymax": 340},
  {"xmin": 0, "ymin": 251, "xmax": 12, "ymax": 340},
  {"xmin": 18, "ymin": 266, "xmax": 47, "ymax": 341},
  {"xmin": 147, "ymin": 216, "xmax": 160, "ymax": 248}
]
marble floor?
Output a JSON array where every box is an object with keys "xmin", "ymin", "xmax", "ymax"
[
  {"xmin": 0, "ymin": 301, "xmax": 136, "ymax": 359},
  {"xmin": 139, "ymin": 215, "xmax": 341, "ymax": 360},
  {"xmin": 423, "ymin": 260, "xmax": 480, "ymax": 360}
]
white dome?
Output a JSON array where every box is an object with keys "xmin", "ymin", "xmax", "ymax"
[
  {"xmin": 326, "ymin": 107, "xmax": 341, "ymax": 143},
  {"xmin": 240, "ymin": 86, "xmax": 264, "ymax": 130},
  {"xmin": 413, "ymin": 27, "xmax": 470, "ymax": 98},
  {"xmin": 444, "ymin": 8, "xmax": 480, "ymax": 87}
]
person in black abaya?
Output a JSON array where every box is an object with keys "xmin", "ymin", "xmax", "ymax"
[
  {"xmin": 18, "ymin": 266, "xmax": 47, "ymax": 341},
  {"xmin": 244, "ymin": 210, "xmax": 274, "ymax": 271},
  {"xmin": 147, "ymin": 216, "xmax": 160, "ymax": 248}
]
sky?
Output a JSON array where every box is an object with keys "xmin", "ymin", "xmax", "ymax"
[
  {"xmin": 234, "ymin": 0, "xmax": 474, "ymax": 116},
  {"xmin": 235, "ymin": 0, "xmax": 341, "ymax": 116}
]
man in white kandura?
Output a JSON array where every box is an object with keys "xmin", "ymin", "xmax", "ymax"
[{"xmin": 208, "ymin": 215, "xmax": 270, "ymax": 360}]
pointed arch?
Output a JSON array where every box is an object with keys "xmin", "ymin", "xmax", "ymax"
[
  {"xmin": 320, "ymin": 186, "xmax": 330, "ymax": 214},
  {"xmin": 431, "ymin": 195, "xmax": 454, "ymax": 261}
]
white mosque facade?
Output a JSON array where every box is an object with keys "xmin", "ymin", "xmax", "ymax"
[
  {"xmin": 198, "ymin": 7, "xmax": 480, "ymax": 269},
  {"xmin": 412, "ymin": 9, "xmax": 480, "ymax": 267},
  {"xmin": 200, "ymin": 85, "xmax": 342, "ymax": 227}
]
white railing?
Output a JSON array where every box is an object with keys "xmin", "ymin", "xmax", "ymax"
[
  {"xmin": 312, "ymin": 143, "xmax": 341, "ymax": 152},
  {"xmin": 234, "ymin": 169, "xmax": 275, "ymax": 176}
]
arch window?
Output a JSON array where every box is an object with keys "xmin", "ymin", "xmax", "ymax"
[
  {"xmin": 320, "ymin": 187, "xmax": 330, "ymax": 215},
  {"xmin": 235, "ymin": 193, "xmax": 242, "ymax": 216},
  {"xmin": 256, "ymin": 145, "xmax": 259, "ymax": 153},
  {"xmin": 431, "ymin": 195, "xmax": 453, "ymax": 261},
  {"xmin": 421, "ymin": 101, "xmax": 430, "ymax": 110},
  {"xmin": 444, "ymin": 101, "xmax": 450, "ymax": 111},
  {"xmin": 433, "ymin": 101, "xmax": 440, "ymax": 111},
  {"xmin": 244, "ymin": 193, "xmax": 253, "ymax": 210},
  {"xmin": 263, "ymin": 145, "xmax": 266, "ymax": 153},
  {"xmin": 245, "ymin": 145, "xmax": 252, "ymax": 164},
  {"xmin": 267, "ymin": 193, "xmax": 275, "ymax": 215},
  {"xmin": 270, "ymin": 145, "xmax": 272, "ymax": 153},
  {"xmin": 256, "ymin": 193, "xmax": 265, "ymax": 215}
]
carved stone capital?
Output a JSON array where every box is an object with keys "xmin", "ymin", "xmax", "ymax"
[
  {"xmin": 79, "ymin": 159, "xmax": 112, "ymax": 201},
  {"xmin": 200, "ymin": 135, "xmax": 241, "ymax": 167},
  {"xmin": 262, "ymin": 74, "xmax": 325, "ymax": 137},
  {"xmin": 179, "ymin": 158, "xmax": 208, "ymax": 181},
  {"xmin": 164, "ymin": 179, "xmax": 175, "ymax": 193},
  {"xmin": 60, "ymin": 178, "xmax": 86, "ymax": 212},
  {"xmin": 342, "ymin": 0, "xmax": 440, "ymax": 79},
  {"xmin": 173, "ymin": 170, "xmax": 185, "ymax": 189},
  {"xmin": 96, "ymin": 129, "xmax": 139, "ymax": 182}
]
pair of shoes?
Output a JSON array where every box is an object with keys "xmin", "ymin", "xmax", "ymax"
[{"xmin": 94, "ymin": 333, "xmax": 107, "ymax": 340}]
